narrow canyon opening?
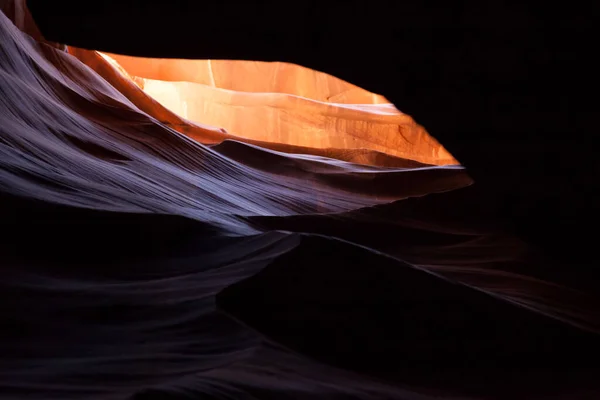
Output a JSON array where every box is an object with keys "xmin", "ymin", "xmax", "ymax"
[{"xmin": 91, "ymin": 52, "xmax": 458, "ymax": 168}]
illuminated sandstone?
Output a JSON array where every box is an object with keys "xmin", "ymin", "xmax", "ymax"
[
  {"xmin": 95, "ymin": 54, "xmax": 458, "ymax": 166},
  {"xmin": 3, "ymin": 0, "xmax": 458, "ymax": 167},
  {"xmin": 103, "ymin": 55, "xmax": 390, "ymax": 104}
]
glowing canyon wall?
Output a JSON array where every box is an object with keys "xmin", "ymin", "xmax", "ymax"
[
  {"xmin": 1, "ymin": 0, "xmax": 457, "ymax": 167},
  {"xmin": 102, "ymin": 55, "xmax": 391, "ymax": 104},
  {"xmin": 96, "ymin": 53, "xmax": 459, "ymax": 166}
]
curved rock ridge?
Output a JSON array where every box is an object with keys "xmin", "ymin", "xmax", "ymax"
[
  {"xmin": 94, "ymin": 52, "xmax": 458, "ymax": 166},
  {"xmin": 1, "ymin": 1, "xmax": 599, "ymax": 400}
]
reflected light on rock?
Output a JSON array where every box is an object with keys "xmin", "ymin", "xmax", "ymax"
[{"xmin": 96, "ymin": 53, "xmax": 459, "ymax": 166}]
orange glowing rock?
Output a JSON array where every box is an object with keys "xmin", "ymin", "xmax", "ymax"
[
  {"xmin": 2, "ymin": 0, "xmax": 457, "ymax": 167},
  {"xmin": 95, "ymin": 54, "xmax": 458, "ymax": 166},
  {"xmin": 102, "ymin": 55, "xmax": 391, "ymax": 104}
]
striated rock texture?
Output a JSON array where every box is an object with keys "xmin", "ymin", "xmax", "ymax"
[{"xmin": 1, "ymin": 1, "xmax": 599, "ymax": 400}]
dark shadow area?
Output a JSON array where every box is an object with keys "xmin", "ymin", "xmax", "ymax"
[
  {"xmin": 218, "ymin": 234, "xmax": 600, "ymax": 398},
  {"xmin": 0, "ymin": 192, "xmax": 224, "ymax": 264}
]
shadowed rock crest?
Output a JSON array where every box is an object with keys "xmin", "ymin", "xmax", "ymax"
[{"xmin": 0, "ymin": 1, "xmax": 599, "ymax": 399}]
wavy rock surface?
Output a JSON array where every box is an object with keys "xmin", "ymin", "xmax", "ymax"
[
  {"xmin": 98, "ymin": 53, "xmax": 457, "ymax": 166},
  {"xmin": 0, "ymin": 1, "xmax": 599, "ymax": 399}
]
